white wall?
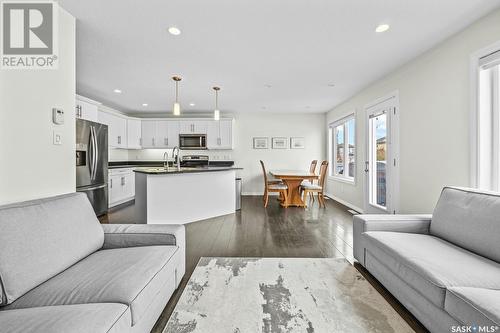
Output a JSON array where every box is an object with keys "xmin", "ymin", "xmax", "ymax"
[
  {"xmin": 0, "ymin": 9, "xmax": 76, "ymax": 205},
  {"xmin": 233, "ymin": 113, "xmax": 326, "ymax": 194},
  {"xmin": 325, "ymin": 8, "xmax": 500, "ymax": 214},
  {"xmin": 109, "ymin": 112, "xmax": 326, "ymax": 195}
]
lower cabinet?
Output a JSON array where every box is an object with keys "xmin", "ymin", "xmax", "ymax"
[{"xmin": 109, "ymin": 168, "xmax": 135, "ymax": 208}]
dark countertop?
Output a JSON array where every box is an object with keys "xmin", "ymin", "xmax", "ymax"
[
  {"xmin": 134, "ymin": 166, "xmax": 242, "ymax": 175},
  {"xmin": 109, "ymin": 160, "xmax": 234, "ymax": 169}
]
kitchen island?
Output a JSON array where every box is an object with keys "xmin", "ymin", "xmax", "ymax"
[{"xmin": 134, "ymin": 167, "xmax": 240, "ymax": 224}]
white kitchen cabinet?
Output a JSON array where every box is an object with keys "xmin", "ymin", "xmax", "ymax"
[
  {"xmin": 141, "ymin": 120, "xmax": 156, "ymax": 148},
  {"xmin": 98, "ymin": 111, "xmax": 127, "ymax": 148},
  {"xmin": 75, "ymin": 99, "xmax": 98, "ymax": 122},
  {"xmin": 127, "ymin": 118, "xmax": 142, "ymax": 149},
  {"xmin": 207, "ymin": 119, "xmax": 233, "ymax": 150},
  {"xmin": 179, "ymin": 120, "xmax": 207, "ymax": 134},
  {"xmin": 141, "ymin": 120, "xmax": 179, "ymax": 148},
  {"xmin": 109, "ymin": 168, "xmax": 135, "ymax": 207}
]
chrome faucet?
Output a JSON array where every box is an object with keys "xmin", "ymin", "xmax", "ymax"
[
  {"xmin": 163, "ymin": 151, "xmax": 169, "ymax": 171},
  {"xmin": 172, "ymin": 146, "xmax": 181, "ymax": 171}
]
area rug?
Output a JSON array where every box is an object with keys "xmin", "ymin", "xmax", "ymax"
[{"xmin": 164, "ymin": 257, "xmax": 414, "ymax": 333}]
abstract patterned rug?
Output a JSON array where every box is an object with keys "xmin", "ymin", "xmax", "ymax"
[{"xmin": 164, "ymin": 257, "xmax": 414, "ymax": 333}]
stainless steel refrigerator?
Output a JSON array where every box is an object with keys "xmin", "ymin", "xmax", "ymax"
[{"xmin": 76, "ymin": 119, "xmax": 108, "ymax": 216}]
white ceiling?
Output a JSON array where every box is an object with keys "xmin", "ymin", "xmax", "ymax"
[{"xmin": 60, "ymin": 0, "xmax": 500, "ymax": 114}]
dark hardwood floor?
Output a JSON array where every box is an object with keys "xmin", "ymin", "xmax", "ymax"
[{"xmin": 102, "ymin": 195, "xmax": 428, "ymax": 333}]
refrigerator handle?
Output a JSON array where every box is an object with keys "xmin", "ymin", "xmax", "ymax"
[
  {"xmin": 90, "ymin": 126, "xmax": 97, "ymax": 181},
  {"xmin": 93, "ymin": 127, "xmax": 99, "ymax": 180}
]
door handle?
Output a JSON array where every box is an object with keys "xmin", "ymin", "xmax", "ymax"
[
  {"xmin": 164, "ymin": 138, "xmax": 168, "ymax": 146},
  {"xmin": 152, "ymin": 138, "xmax": 155, "ymax": 146},
  {"xmin": 121, "ymin": 176, "xmax": 125, "ymax": 186},
  {"xmin": 110, "ymin": 179, "xmax": 113, "ymax": 189},
  {"xmin": 118, "ymin": 136, "xmax": 121, "ymax": 145},
  {"xmin": 364, "ymin": 161, "xmax": 369, "ymax": 173}
]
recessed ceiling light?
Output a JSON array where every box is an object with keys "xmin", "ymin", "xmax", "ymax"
[
  {"xmin": 113, "ymin": 89, "xmax": 122, "ymax": 94},
  {"xmin": 142, "ymin": 103, "xmax": 148, "ymax": 107},
  {"xmin": 168, "ymin": 26, "xmax": 181, "ymax": 36},
  {"xmin": 375, "ymin": 24, "xmax": 390, "ymax": 33},
  {"xmin": 189, "ymin": 103, "xmax": 195, "ymax": 106}
]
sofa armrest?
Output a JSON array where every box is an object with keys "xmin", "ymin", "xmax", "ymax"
[
  {"xmin": 353, "ymin": 214, "xmax": 432, "ymax": 265},
  {"xmin": 101, "ymin": 224, "xmax": 185, "ymax": 250}
]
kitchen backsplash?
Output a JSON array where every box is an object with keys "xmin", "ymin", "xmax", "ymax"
[{"xmin": 109, "ymin": 148, "xmax": 233, "ymax": 162}]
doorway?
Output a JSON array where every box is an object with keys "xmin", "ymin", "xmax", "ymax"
[{"xmin": 364, "ymin": 93, "xmax": 399, "ymax": 214}]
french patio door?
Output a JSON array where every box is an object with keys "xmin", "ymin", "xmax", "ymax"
[{"xmin": 364, "ymin": 94, "xmax": 399, "ymax": 214}]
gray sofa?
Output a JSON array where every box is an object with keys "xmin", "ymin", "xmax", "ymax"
[
  {"xmin": 354, "ymin": 186, "xmax": 500, "ymax": 332},
  {"xmin": 0, "ymin": 192, "xmax": 185, "ymax": 333}
]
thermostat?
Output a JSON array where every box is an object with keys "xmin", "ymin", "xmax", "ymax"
[{"xmin": 52, "ymin": 108, "xmax": 64, "ymax": 125}]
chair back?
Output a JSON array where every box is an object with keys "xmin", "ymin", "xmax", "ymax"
[
  {"xmin": 259, "ymin": 160, "xmax": 268, "ymax": 185},
  {"xmin": 318, "ymin": 161, "xmax": 329, "ymax": 190},
  {"xmin": 309, "ymin": 160, "xmax": 318, "ymax": 174}
]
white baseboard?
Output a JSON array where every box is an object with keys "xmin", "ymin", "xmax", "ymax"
[
  {"xmin": 242, "ymin": 192, "xmax": 278, "ymax": 196},
  {"xmin": 325, "ymin": 193, "xmax": 364, "ymax": 214}
]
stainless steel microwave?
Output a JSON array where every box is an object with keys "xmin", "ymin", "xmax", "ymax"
[{"xmin": 179, "ymin": 134, "xmax": 207, "ymax": 150}]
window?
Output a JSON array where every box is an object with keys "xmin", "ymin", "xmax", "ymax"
[
  {"xmin": 477, "ymin": 49, "xmax": 500, "ymax": 191},
  {"xmin": 329, "ymin": 115, "xmax": 355, "ymax": 182}
]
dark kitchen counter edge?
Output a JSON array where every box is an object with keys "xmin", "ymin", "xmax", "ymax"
[
  {"xmin": 109, "ymin": 160, "xmax": 234, "ymax": 169},
  {"xmin": 133, "ymin": 167, "xmax": 242, "ymax": 175}
]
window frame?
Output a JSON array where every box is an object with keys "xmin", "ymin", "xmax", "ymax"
[
  {"xmin": 471, "ymin": 41, "xmax": 500, "ymax": 190},
  {"xmin": 328, "ymin": 113, "xmax": 356, "ymax": 184}
]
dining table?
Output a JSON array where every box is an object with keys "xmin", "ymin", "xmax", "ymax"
[{"xmin": 269, "ymin": 170, "xmax": 318, "ymax": 207}]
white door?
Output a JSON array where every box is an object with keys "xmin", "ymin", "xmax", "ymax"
[
  {"xmin": 141, "ymin": 121, "xmax": 156, "ymax": 148},
  {"xmin": 219, "ymin": 119, "xmax": 233, "ymax": 149},
  {"xmin": 127, "ymin": 119, "xmax": 142, "ymax": 149},
  {"xmin": 206, "ymin": 121, "xmax": 219, "ymax": 149},
  {"xmin": 166, "ymin": 120, "xmax": 180, "ymax": 148},
  {"xmin": 364, "ymin": 94, "xmax": 399, "ymax": 214},
  {"xmin": 179, "ymin": 121, "xmax": 194, "ymax": 134},
  {"xmin": 156, "ymin": 121, "xmax": 169, "ymax": 148},
  {"xmin": 76, "ymin": 100, "xmax": 98, "ymax": 122}
]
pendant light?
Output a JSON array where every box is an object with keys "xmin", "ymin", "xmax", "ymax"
[
  {"xmin": 172, "ymin": 76, "xmax": 182, "ymax": 116},
  {"xmin": 213, "ymin": 86, "xmax": 220, "ymax": 121}
]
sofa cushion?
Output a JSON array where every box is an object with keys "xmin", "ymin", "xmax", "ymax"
[
  {"xmin": 430, "ymin": 187, "xmax": 500, "ymax": 262},
  {"xmin": 0, "ymin": 303, "xmax": 131, "ymax": 333},
  {"xmin": 0, "ymin": 193, "xmax": 104, "ymax": 305},
  {"xmin": 445, "ymin": 287, "xmax": 500, "ymax": 327},
  {"xmin": 6, "ymin": 245, "xmax": 179, "ymax": 326},
  {"xmin": 364, "ymin": 232, "xmax": 500, "ymax": 308}
]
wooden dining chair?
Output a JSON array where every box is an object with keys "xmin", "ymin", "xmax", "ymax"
[
  {"xmin": 301, "ymin": 161, "xmax": 329, "ymax": 208},
  {"xmin": 260, "ymin": 160, "xmax": 288, "ymax": 207},
  {"xmin": 301, "ymin": 160, "xmax": 318, "ymax": 201}
]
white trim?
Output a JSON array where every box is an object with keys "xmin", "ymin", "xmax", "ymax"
[
  {"xmin": 325, "ymin": 193, "xmax": 364, "ymax": 213},
  {"xmin": 242, "ymin": 192, "xmax": 279, "ymax": 196},
  {"xmin": 363, "ymin": 91, "xmax": 400, "ymax": 214},
  {"xmin": 76, "ymin": 94, "xmax": 102, "ymax": 105},
  {"xmin": 328, "ymin": 176, "xmax": 355, "ymax": 185},
  {"xmin": 328, "ymin": 112, "xmax": 356, "ymax": 182},
  {"xmin": 470, "ymin": 40, "xmax": 500, "ymax": 188}
]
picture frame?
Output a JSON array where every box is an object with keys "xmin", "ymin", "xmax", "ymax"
[
  {"xmin": 253, "ymin": 137, "xmax": 269, "ymax": 149},
  {"xmin": 272, "ymin": 137, "xmax": 288, "ymax": 149},
  {"xmin": 290, "ymin": 137, "xmax": 305, "ymax": 149}
]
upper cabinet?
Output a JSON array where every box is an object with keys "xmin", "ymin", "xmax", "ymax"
[
  {"xmin": 141, "ymin": 120, "xmax": 179, "ymax": 148},
  {"xmin": 207, "ymin": 119, "xmax": 233, "ymax": 150},
  {"xmin": 127, "ymin": 118, "xmax": 142, "ymax": 149},
  {"xmin": 75, "ymin": 97, "xmax": 98, "ymax": 122},
  {"xmin": 98, "ymin": 111, "xmax": 127, "ymax": 149},
  {"xmin": 179, "ymin": 120, "xmax": 207, "ymax": 134}
]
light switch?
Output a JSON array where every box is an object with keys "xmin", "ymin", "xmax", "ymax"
[{"xmin": 53, "ymin": 131, "xmax": 62, "ymax": 145}]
